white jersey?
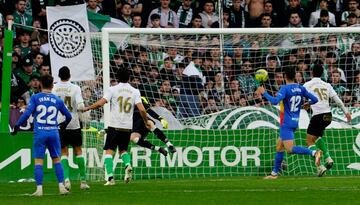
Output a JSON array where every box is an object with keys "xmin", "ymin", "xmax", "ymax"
[
  {"xmin": 53, "ymin": 81, "xmax": 84, "ymax": 129},
  {"xmin": 303, "ymin": 78, "xmax": 338, "ymax": 116},
  {"xmin": 103, "ymin": 83, "xmax": 141, "ymax": 129}
]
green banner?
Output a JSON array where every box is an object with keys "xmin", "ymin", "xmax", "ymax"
[
  {"xmin": 180, "ymin": 106, "xmax": 360, "ymax": 130},
  {"xmin": 0, "ymin": 129, "xmax": 359, "ymax": 182}
]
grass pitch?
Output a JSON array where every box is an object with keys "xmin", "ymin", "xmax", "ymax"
[{"xmin": 0, "ymin": 176, "xmax": 359, "ymax": 205}]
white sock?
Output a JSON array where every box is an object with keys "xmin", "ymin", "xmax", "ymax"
[
  {"xmin": 166, "ymin": 141, "xmax": 173, "ymax": 147},
  {"xmin": 154, "ymin": 146, "xmax": 160, "ymax": 151}
]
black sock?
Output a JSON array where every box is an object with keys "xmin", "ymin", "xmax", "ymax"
[
  {"xmin": 153, "ymin": 128, "xmax": 168, "ymax": 143},
  {"xmin": 137, "ymin": 139, "xmax": 155, "ymax": 150}
]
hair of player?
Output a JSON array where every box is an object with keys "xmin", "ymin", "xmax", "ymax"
[
  {"xmin": 40, "ymin": 74, "xmax": 54, "ymax": 89},
  {"xmin": 312, "ymin": 64, "xmax": 324, "ymax": 77},
  {"xmin": 117, "ymin": 68, "xmax": 130, "ymax": 83},
  {"xmin": 284, "ymin": 66, "xmax": 296, "ymax": 81},
  {"xmin": 58, "ymin": 66, "xmax": 71, "ymax": 80}
]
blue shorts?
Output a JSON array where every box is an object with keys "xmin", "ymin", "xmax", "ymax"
[
  {"xmin": 279, "ymin": 126, "xmax": 296, "ymax": 141},
  {"xmin": 33, "ymin": 131, "xmax": 61, "ymax": 159}
]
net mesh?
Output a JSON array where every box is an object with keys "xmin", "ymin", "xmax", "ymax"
[{"xmin": 80, "ymin": 31, "xmax": 360, "ymax": 181}]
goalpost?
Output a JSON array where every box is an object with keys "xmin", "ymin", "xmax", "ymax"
[{"xmin": 82, "ymin": 27, "xmax": 360, "ymax": 181}]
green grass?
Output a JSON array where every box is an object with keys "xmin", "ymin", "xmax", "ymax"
[{"xmin": 1, "ymin": 176, "xmax": 360, "ymax": 205}]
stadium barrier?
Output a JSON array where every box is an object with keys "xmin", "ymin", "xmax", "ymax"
[{"xmin": 0, "ymin": 107, "xmax": 359, "ymax": 182}]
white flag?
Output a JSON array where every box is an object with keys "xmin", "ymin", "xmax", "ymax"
[{"xmin": 47, "ymin": 4, "xmax": 95, "ymax": 82}]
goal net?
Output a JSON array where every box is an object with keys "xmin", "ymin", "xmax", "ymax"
[{"xmin": 81, "ymin": 28, "xmax": 360, "ymax": 181}]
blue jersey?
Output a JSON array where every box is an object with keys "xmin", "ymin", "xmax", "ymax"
[
  {"xmin": 16, "ymin": 92, "xmax": 72, "ymax": 133},
  {"xmin": 263, "ymin": 83, "xmax": 318, "ymax": 128}
]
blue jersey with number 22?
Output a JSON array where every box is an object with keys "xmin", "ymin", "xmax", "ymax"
[
  {"xmin": 16, "ymin": 92, "xmax": 72, "ymax": 133},
  {"xmin": 264, "ymin": 83, "xmax": 318, "ymax": 129}
]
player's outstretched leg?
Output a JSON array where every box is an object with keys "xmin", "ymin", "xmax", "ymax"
[
  {"xmin": 292, "ymin": 146, "xmax": 322, "ymax": 166},
  {"xmin": 315, "ymin": 137, "xmax": 333, "ymax": 169},
  {"xmin": 136, "ymin": 138, "xmax": 168, "ymax": 156},
  {"xmin": 32, "ymin": 164, "xmax": 44, "ymax": 196},
  {"xmin": 104, "ymin": 154, "xmax": 115, "ymax": 186},
  {"xmin": 264, "ymin": 152, "xmax": 284, "ymax": 179},
  {"xmin": 153, "ymin": 128, "xmax": 176, "ymax": 153}
]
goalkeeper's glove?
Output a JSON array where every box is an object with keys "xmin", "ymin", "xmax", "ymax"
[
  {"xmin": 160, "ymin": 117, "xmax": 169, "ymax": 129},
  {"xmin": 141, "ymin": 96, "xmax": 149, "ymax": 105},
  {"xmin": 11, "ymin": 125, "xmax": 19, "ymax": 136}
]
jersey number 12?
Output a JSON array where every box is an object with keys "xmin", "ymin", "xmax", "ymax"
[{"xmin": 290, "ymin": 96, "xmax": 301, "ymax": 112}]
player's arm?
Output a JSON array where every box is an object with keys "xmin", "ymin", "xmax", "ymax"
[
  {"xmin": 301, "ymin": 86, "xmax": 318, "ymax": 105},
  {"xmin": 141, "ymin": 96, "xmax": 168, "ymax": 129},
  {"xmin": 12, "ymin": 96, "xmax": 36, "ymax": 135},
  {"xmin": 83, "ymin": 98, "xmax": 107, "ymax": 112},
  {"xmin": 257, "ymin": 85, "xmax": 286, "ymax": 105},
  {"xmin": 59, "ymin": 100, "xmax": 73, "ymax": 126},
  {"xmin": 75, "ymin": 86, "xmax": 85, "ymax": 111},
  {"xmin": 329, "ymin": 86, "xmax": 352, "ymax": 122}
]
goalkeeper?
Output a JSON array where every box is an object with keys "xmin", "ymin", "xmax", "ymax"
[
  {"xmin": 303, "ymin": 64, "xmax": 352, "ymax": 176},
  {"xmin": 131, "ymin": 97, "xmax": 176, "ymax": 156}
]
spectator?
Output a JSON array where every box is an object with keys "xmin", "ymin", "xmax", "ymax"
[
  {"xmin": 246, "ymin": 0, "xmax": 265, "ymax": 27},
  {"xmin": 297, "ymin": 60, "xmax": 311, "ymax": 82},
  {"xmin": 314, "ymin": 9, "xmax": 336, "ymax": 27},
  {"xmin": 210, "ymin": 72, "xmax": 225, "ymax": 105},
  {"xmin": 346, "ymin": 12, "xmax": 358, "ymax": 26},
  {"xmin": 178, "ymin": 52, "xmax": 204, "ymax": 118},
  {"xmin": 15, "ymin": 55, "xmax": 37, "ymax": 86},
  {"xmin": 202, "ymin": 97, "xmax": 220, "ymax": 114},
  {"xmin": 309, "ymin": 0, "xmax": 336, "ymax": 27},
  {"xmin": 149, "ymin": 13, "xmax": 162, "ymax": 28},
  {"xmin": 287, "ymin": 10, "xmax": 303, "ymax": 28},
  {"xmin": 325, "ymin": 51, "xmax": 346, "ymax": 83},
  {"xmin": 352, "ymin": 72, "xmax": 360, "ymax": 106},
  {"xmin": 132, "ymin": 14, "xmax": 142, "ymax": 28},
  {"xmin": 159, "ymin": 57, "xmax": 176, "ymax": 84},
  {"xmin": 176, "ymin": 0, "xmax": 194, "ymax": 28},
  {"xmin": 21, "ymin": 73, "xmax": 40, "ymax": 104},
  {"xmin": 229, "ymin": 0, "xmax": 249, "ymax": 28},
  {"xmin": 189, "ymin": 14, "xmax": 203, "ymax": 28},
  {"xmin": 13, "ymin": 0, "xmax": 33, "ymax": 30},
  {"xmin": 282, "ymin": 0, "xmax": 308, "ymax": 27},
  {"xmin": 87, "ymin": 0, "xmax": 102, "ymax": 13},
  {"xmin": 330, "ymin": 69, "xmax": 347, "ymax": 97},
  {"xmin": 295, "ymin": 71, "xmax": 305, "ymax": 84},
  {"xmin": 118, "ymin": 3, "xmax": 133, "ymax": 26},
  {"xmin": 33, "ymin": 53, "xmax": 44, "ymax": 71},
  {"xmin": 38, "ymin": 63, "xmax": 50, "ymax": 76},
  {"xmin": 16, "ymin": 30, "xmax": 31, "ymax": 58},
  {"xmin": 341, "ymin": 0, "xmax": 360, "ymax": 22},
  {"xmin": 263, "ymin": 0, "xmax": 279, "ymax": 27},
  {"xmin": 147, "ymin": 0, "xmax": 179, "ymax": 28},
  {"xmin": 199, "ymin": 0, "xmax": 219, "ymax": 28},
  {"xmin": 259, "ymin": 12, "xmax": 272, "ymax": 27},
  {"xmin": 339, "ymin": 41, "xmax": 360, "ymax": 85},
  {"xmin": 32, "ymin": 0, "xmax": 51, "ymax": 29},
  {"xmin": 236, "ymin": 59, "xmax": 257, "ymax": 99}
]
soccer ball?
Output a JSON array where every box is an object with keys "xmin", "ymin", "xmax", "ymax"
[{"xmin": 255, "ymin": 69, "xmax": 268, "ymax": 82}]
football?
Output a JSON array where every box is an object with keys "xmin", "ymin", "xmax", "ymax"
[{"xmin": 255, "ymin": 69, "xmax": 268, "ymax": 82}]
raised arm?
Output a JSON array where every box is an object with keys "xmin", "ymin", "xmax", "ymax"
[
  {"xmin": 329, "ymin": 86, "xmax": 351, "ymax": 122},
  {"xmin": 258, "ymin": 86, "xmax": 286, "ymax": 105}
]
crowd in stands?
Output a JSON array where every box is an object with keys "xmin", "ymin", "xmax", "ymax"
[{"xmin": 0, "ymin": 0, "xmax": 360, "ymax": 120}]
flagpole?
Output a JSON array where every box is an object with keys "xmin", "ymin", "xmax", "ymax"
[{"xmin": 0, "ymin": 21, "xmax": 14, "ymax": 133}]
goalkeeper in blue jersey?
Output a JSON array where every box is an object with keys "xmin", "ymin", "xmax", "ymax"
[
  {"xmin": 11, "ymin": 75, "xmax": 72, "ymax": 196},
  {"xmin": 130, "ymin": 97, "xmax": 176, "ymax": 156},
  {"xmin": 256, "ymin": 67, "xmax": 321, "ymax": 179}
]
